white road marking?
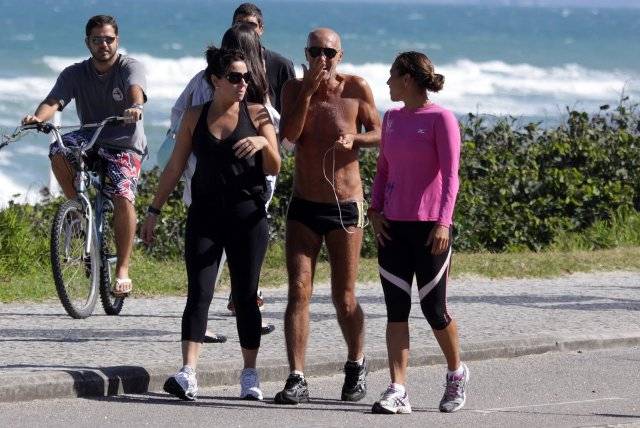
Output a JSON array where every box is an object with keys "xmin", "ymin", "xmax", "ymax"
[{"xmin": 471, "ymin": 397, "xmax": 626, "ymax": 414}]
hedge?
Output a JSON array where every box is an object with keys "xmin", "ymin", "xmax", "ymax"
[{"xmin": 2, "ymin": 100, "xmax": 638, "ymax": 271}]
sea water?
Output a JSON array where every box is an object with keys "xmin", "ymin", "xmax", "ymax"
[{"xmin": 0, "ymin": 0, "xmax": 638, "ymax": 205}]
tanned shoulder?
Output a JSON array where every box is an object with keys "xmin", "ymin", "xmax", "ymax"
[
  {"xmin": 247, "ymin": 102, "xmax": 272, "ymax": 126},
  {"xmin": 181, "ymin": 105, "xmax": 203, "ymax": 133},
  {"xmin": 282, "ymin": 78, "xmax": 303, "ymax": 95},
  {"xmin": 342, "ymin": 74, "xmax": 372, "ymax": 99}
]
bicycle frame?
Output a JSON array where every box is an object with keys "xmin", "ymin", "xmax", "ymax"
[
  {"xmin": 2, "ymin": 116, "xmax": 131, "ymax": 318},
  {"xmin": 3, "ymin": 116, "xmax": 126, "ymax": 261},
  {"xmin": 46, "ymin": 117, "xmax": 126, "ymax": 257}
]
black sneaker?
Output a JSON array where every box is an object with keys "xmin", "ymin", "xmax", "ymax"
[
  {"xmin": 273, "ymin": 374, "xmax": 309, "ymax": 404},
  {"xmin": 341, "ymin": 357, "xmax": 367, "ymax": 402}
]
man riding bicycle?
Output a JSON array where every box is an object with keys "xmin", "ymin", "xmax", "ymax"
[{"xmin": 22, "ymin": 14, "xmax": 147, "ymax": 297}]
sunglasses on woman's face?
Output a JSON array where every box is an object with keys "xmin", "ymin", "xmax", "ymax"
[
  {"xmin": 226, "ymin": 72, "xmax": 251, "ymax": 84},
  {"xmin": 306, "ymin": 46, "xmax": 339, "ymax": 59}
]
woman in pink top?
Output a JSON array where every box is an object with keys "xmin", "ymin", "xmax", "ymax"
[{"xmin": 368, "ymin": 51, "xmax": 468, "ymax": 415}]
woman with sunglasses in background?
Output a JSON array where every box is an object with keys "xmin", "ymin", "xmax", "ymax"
[
  {"xmin": 141, "ymin": 47, "xmax": 280, "ymax": 402},
  {"xmin": 368, "ymin": 51, "xmax": 467, "ymax": 414},
  {"xmin": 160, "ymin": 23, "xmax": 279, "ymax": 344}
]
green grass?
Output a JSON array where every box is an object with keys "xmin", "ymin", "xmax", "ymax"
[{"xmin": 2, "ymin": 245, "xmax": 640, "ymax": 303}]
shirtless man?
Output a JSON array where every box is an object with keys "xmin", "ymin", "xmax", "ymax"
[{"xmin": 274, "ymin": 28, "xmax": 381, "ymax": 404}]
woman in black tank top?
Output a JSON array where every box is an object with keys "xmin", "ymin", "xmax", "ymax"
[
  {"xmin": 190, "ymin": 99, "xmax": 269, "ymax": 207},
  {"xmin": 141, "ymin": 48, "xmax": 280, "ymax": 401}
]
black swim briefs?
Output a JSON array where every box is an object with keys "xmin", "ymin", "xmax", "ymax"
[{"xmin": 286, "ymin": 196, "xmax": 365, "ymax": 236}]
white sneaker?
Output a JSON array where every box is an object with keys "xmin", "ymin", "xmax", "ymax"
[
  {"xmin": 371, "ymin": 385, "xmax": 412, "ymax": 414},
  {"xmin": 439, "ymin": 363, "xmax": 469, "ymax": 413},
  {"xmin": 163, "ymin": 368, "xmax": 198, "ymax": 401},
  {"xmin": 240, "ymin": 368, "xmax": 263, "ymax": 400}
]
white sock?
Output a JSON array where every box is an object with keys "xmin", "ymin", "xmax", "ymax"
[
  {"xmin": 390, "ymin": 383, "xmax": 405, "ymax": 393},
  {"xmin": 447, "ymin": 364, "xmax": 464, "ymax": 378},
  {"xmin": 349, "ymin": 356, "xmax": 365, "ymax": 366},
  {"xmin": 181, "ymin": 365, "xmax": 195, "ymax": 374},
  {"xmin": 291, "ymin": 370, "xmax": 304, "ymax": 378}
]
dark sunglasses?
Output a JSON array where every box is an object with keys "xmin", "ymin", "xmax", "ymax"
[
  {"xmin": 89, "ymin": 36, "xmax": 116, "ymax": 45},
  {"xmin": 226, "ymin": 71, "xmax": 251, "ymax": 84},
  {"xmin": 306, "ymin": 47, "xmax": 339, "ymax": 59}
]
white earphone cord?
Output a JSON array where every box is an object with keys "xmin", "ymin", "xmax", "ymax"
[{"xmin": 321, "ymin": 144, "xmax": 368, "ymax": 234}]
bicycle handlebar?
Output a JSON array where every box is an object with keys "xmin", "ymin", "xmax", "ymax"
[{"xmin": 1, "ymin": 116, "xmax": 127, "ymax": 151}]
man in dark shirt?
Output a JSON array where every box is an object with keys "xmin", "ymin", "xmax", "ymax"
[{"xmin": 232, "ymin": 2, "xmax": 295, "ymax": 113}]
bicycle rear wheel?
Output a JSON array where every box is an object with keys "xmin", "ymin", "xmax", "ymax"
[
  {"xmin": 50, "ymin": 199, "xmax": 99, "ymax": 319},
  {"xmin": 98, "ymin": 201, "xmax": 125, "ymax": 315}
]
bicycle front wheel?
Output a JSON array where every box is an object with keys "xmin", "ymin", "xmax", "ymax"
[
  {"xmin": 98, "ymin": 201, "xmax": 125, "ymax": 315},
  {"xmin": 50, "ymin": 199, "xmax": 99, "ymax": 319}
]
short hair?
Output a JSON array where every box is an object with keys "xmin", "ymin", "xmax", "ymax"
[
  {"xmin": 85, "ymin": 15, "xmax": 118, "ymax": 37},
  {"xmin": 232, "ymin": 3, "xmax": 263, "ymax": 26},
  {"xmin": 393, "ymin": 51, "xmax": 444, "ymax": 92}
]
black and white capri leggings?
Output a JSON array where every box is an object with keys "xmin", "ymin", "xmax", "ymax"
[
  {"xmin": 378, "ymin": 221, "xmax": 453, "ymax": 330},
  {"xmin": 182, "ymin": 199, "xmax": 268, "ymax": 349}
]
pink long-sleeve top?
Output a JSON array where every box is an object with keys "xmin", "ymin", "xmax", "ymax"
[{"xmin": 370, "ymin": 104, "xmax": 461, "ymax": 227}]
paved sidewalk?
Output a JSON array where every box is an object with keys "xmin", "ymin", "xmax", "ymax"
[{"xmin": 1, "ymin": 271, "xmax": 639, "ymax": 402}]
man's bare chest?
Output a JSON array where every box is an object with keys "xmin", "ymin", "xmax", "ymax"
[{"xmin": 307, "ymin": 97, "xmax": 359, "ymax": 125}]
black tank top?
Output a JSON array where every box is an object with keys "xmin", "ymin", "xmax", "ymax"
[{"xmin": 190, "ymin": 101, "xmax": 267, "ymax": 207}]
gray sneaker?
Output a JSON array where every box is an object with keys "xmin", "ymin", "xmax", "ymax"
[
  {"xmin": 371, "ymin": 385, "xmax": 412, "ymax": 414},
  {"xmin": 439, "ymin": 363, "xmax": 469, "ymax": 413}
]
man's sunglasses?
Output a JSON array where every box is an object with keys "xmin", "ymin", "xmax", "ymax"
[
  {"xmin": 306, "ymin": 47, "xmax": 339, "ymax": 59},
  {"xmin": 226, "ymin": 72, "xmax": 251, "ymax": 84},
  {"xmin": 89, "ymin": 36, "xmax": 117, "ymax": 45}
]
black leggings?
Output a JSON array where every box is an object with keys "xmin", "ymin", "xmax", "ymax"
[
  {"xmin": 378, "ymin": 221, "xmax": 453, "ymax": 330},
  {"xmin": 182, "ymin": 199, "xmax": 268, "ymax": 349}
]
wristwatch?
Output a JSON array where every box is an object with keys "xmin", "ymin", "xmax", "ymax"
[{"xmin": 130, "ymin": 103, "xmax": 144, "ymax": 110}]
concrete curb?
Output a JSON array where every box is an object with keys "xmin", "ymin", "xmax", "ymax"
[{"xmin": 2, "ymin": 333, "xmax": 639, "ymax": 403}]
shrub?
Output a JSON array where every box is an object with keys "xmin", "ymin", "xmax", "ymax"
[{"xmin": 1, "ymin": 100, "xmax": 638, "ymax": 276}]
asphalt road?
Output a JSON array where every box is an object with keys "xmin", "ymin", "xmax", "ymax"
[{"xmin": 1, "ymin": 346, "xmax": 639, "ymax": 428}]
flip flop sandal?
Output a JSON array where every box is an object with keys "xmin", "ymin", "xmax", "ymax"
[
  {"xmin": 112, "ymin": 277, "xmax": 132, "ymax": 297},
  {"xmin": 261, "ymin": 323, "xmax": 275, "ymax": 335}
]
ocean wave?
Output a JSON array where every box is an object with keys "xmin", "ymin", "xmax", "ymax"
[
  {"xmin": 2, "ymin": 54, "xmax": 639, "ymax": 206},
  {"xmin": 337, "ymin": 60, "xmax": 638, "ymax": 115},
  {"xmin": 0, "ymin": 54, "xmax": 637, "ymax": 117}
]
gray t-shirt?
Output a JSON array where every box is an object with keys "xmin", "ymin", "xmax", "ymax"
[{"xmin": 47, "ymin": 54, "xmax": 147, "ymax": 155}]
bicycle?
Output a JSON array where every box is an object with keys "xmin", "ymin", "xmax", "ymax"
[{"xmin": 2, "ymin": 116, "xmax": 128, "ymax": 318}]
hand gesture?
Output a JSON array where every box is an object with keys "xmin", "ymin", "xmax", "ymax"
[
  {"xmin": 369, "ymin": 210, "xmax": 390, "ymax": 246},
  {"xmin": 233, "ymin": 136, "xmax": 266, "ymax": 159},
  {"xmin": 335, "ymin": 133, "xmax": 355, "ymax": 151},
  {"xmin": 301, "ymin": 57, "xmax": 326, "ymax": 96},
  {"xmin": 426, "ymin": 224, "xmax": 450, "ymax": 255}
]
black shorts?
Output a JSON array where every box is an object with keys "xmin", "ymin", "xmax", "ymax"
[{"xmin": 286, "ymin": 196, "xmax": 364, "ymax": 236}]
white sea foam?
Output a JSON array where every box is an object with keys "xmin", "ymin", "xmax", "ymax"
[
  {"xmin": 337, "ymin": 60, "xmax": 638, "ymax": 115},
  {"xmin": 0, "ymin": 54, "xmax": 636, "ymax": 117},
  {"xmin": 1, "ymin": 54, "xmax": 638, "ymax": 205}
]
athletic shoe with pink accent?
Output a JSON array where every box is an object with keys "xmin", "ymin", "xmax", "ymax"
[{"xmin": 439, "ymin": 363, "xmax": 469, "ymax": 413}]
